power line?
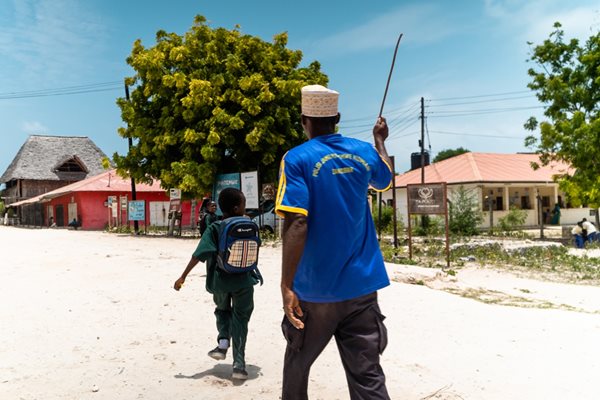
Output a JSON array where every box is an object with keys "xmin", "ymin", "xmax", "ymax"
[
  {"xmin": 428, "ymin": 90, "xmax": 531, "ymax": 102},
  {"xmin": 426, "ymin": 105, "xmax": 544, "ymax": 118},
  {"xmin": 391, "ymin": 117, "xmax": 419, "ymax": 135},
  {"xmin": 428, "ymin": 129, "xmax": 525, "ymax": 139},
  {"xmin": 427, "ymin": 105, "xmax": 543, "ymax": 114},
  {"xmin": 426, "ymin": 94, "xmax": 536, "ymax": 107},
  {"xmin": 387, "ymin": 130, "xmax": 420, "ymax": 142},
  {"xmin": 342, "ymin": 103, "xmax": 420, "ymax": 139},
  {"xmin": 339, "ymin": 101, "xmax": 420, "ymax": 128},
  {"xmin": 0, "ymin": 81, "xmax": 123, "ymax": 100},
  {"xmin": 0, "ymin": 87, "xmax": 122, "ymax": 100}
]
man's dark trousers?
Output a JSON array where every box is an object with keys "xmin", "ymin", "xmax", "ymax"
[{"xmin": 282, "ymin": 291, "xmax": 389, "ymax": 400}]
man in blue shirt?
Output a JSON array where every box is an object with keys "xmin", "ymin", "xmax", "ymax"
[{"xmin": 276, "ymin": 85, "xmax": 392, "ymax": 400}]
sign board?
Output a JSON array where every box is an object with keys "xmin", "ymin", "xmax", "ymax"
[
  {"xmin": 213, "ymin": 173, "xmax": 241, "ymax": 216},
  {"xmin": 128, "ymin": 200, "xmax": 146, "ymax": 221},
  {"xmin": 407, "ymin": 183, "xmax": 447, "ymax": 215},
  {"xmin": 169, "ymin": 199, "xmax": 181, "ymax": 212},
  {"xmin": 169, "ymin": 188, "xmax": 181, "ymax": 200},
  {"xmin": 120, "ymin": 196, "xmax": 128, "ymax": 210},
  {"xmin": 241, "ymin": 171, "xmax": 259, "ymax": 209},
  {"xmin": 108, "ymin": 196, "xmax": 118, "ymax": 215},
  {"xmin": 406, "ymin": 182, "xmax": 450, "ymax": 269}
]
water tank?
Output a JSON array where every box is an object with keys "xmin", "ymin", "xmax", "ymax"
[{"xmin": 410, "ymin": 151, "xmax": 430, "ymax": 171}]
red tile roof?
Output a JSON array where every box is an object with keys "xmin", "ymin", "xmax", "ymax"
[{"xmin": 395, "ymin": 153, "xmax": 573, "ymax": 187}]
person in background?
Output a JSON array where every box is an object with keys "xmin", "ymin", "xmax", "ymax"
[
  {"xmin": 550, "ymin": 203, "xmax": 561, "ymax": 225},
  {"xmin": 68, "ymin": 218, "xmax": 80, "ymax": 230},
  {"xmin": 572, "ymin": 222, "xmax": 585, "ymax": 248},
  {"xmin": 581, "ymin": 218, "xmax": 598, "ymax": 243},
  {"xmin": 200, "ymin": 201, "xmax": 218, "ymax": 236}
]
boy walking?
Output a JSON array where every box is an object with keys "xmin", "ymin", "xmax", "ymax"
[{"xmin": 174, "ymin": 188, "xmax": 261, "ymax": 380}]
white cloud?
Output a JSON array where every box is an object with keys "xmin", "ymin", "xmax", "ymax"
[
  {"xmin": 0, "ymin": 0, "xmax": 108, "ymax": 86},
  {"xmin": 525, "ymin": 7, "xmax": 600, "ymax": 43},
  {"xmin": 311, "ymin": 3, "xmax": 463, "ymax": 58},
  {"xmin": 22, "ymin": 121, "xmax": 49, "ymax": 134},
  {"xmin": 484, "ymin": 0, "xmax": 600, "ymax": 43}
]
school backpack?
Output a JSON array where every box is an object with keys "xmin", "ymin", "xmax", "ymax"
[{"xmin": 216, "ymin": 216, "xmax": 260, "ymax": 274}]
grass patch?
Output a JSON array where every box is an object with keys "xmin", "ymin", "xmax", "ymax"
[
  {"xmin": 382, "ymin": 237, "xmax": 600, "ymax": 284},
  {"xmin": 443, "ymin": 287, "xmax": 587, "ymax": 312}
]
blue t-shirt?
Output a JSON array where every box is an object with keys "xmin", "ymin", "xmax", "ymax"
[{"xmin": 275, "ymin": 133, "xmax": 392, "ymax": 302}]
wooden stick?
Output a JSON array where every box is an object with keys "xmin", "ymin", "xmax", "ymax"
[{"xmin": 378, "ymin": 33, "xmax": 404, "ymax": 118}]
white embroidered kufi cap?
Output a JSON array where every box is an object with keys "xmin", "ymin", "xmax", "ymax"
[{"xmin": 301, "ymin": 85, "xmax": 339, "ymax": 117}]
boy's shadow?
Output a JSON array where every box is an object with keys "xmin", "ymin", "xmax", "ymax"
[{"xmin": 175, "ymin": 364, "xmax": 261, "ymax": 386}]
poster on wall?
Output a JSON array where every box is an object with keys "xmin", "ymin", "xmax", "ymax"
[
  {"xmin": 128, "ymin": 200, "xmax": 146, "ymax": 221},
  {"xmin": 241, "ymin": 171, "xmax": 259, "ymax": 209},
  {"xmin": 213, "ymin": 173, "xmax": 241, "ymax": 215},
  {"xmin": 108, "ymin": 196, "xmax": 118, "ymax": 217}
]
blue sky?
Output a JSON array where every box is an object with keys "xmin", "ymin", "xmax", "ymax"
[{"xmin": 1, "ymin": 0, "xmax": 599, "ymax": 181}]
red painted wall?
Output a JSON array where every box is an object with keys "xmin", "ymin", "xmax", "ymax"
[{"xmin": 45, "ymin": 191, "xmax": 204, "ymax": 230}]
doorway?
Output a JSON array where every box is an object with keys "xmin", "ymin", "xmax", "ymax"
[{"xmin": 56, "ymin": 205, "xmax": 64, "ymax": 226}]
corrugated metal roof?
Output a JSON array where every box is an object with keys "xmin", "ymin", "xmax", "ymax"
[
  {"xmin": 8, "ymin": 169, "xmax": 165, "ymax": 206},
  {"xmin": 395, "ymin": 153, "xmax": 573, "ymax": 187},
  {"xmin": 39, "ymin": 169, "xmax": 165, "ymax": 200}
]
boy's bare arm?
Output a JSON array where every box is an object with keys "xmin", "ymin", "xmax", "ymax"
[{"xmin": 174, "ymin": 256, "xmax": 200, "ymax": 290}]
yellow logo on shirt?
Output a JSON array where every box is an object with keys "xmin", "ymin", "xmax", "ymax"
[
  {"xmin": 312, "ymin": 153, "xmax": 370, "ymax": 177},
  {"xmin": 332, "ymin": 167, "xmax": 354, "ymax": 175}
]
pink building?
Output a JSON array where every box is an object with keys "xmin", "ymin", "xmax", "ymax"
[{"xmin": 11, "ymin": 169, "xmax": 202, "ymax": 230}]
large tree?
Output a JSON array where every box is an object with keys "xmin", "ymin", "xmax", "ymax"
[
  {"xmin": 432, "ymin": 147, "xmax": 470, "ymax": 163},
  {"xmin": 115, "ymin": 15, "xmax": 328, "ymax": 196},
  {"xmin": 524, "ymin": 22, "xmax": 600, "ymax": 207}
]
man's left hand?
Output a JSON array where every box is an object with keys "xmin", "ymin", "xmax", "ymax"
[{"xmin": 282, "ymin": 286, "xmax": 304, "ymax": 329}]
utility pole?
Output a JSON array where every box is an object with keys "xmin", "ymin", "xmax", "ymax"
[
  {"xmin": 391, "ymin": 156, "xmax": 398, "ymax": 248},
  {"xmin": 420, "ymin": 96, "xmax": 425, "ymax": 184},
  {"xmin": 419, "ymin": 96, "xmax": 426, "ymax": 229},
  {"xmin": 125, "ymin": 83, "xmax": 139, "ymax": 235}
]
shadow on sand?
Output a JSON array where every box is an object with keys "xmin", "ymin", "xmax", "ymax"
[{"xmin": 174, "ymin": 363, "xmax": 262, "ymax": 386}]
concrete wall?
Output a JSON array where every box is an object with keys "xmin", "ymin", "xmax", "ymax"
[{"xmin": 46, "ymin": 191, "xmax": 171, "ymax": 230}]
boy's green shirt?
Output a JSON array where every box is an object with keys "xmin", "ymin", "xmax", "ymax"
[{"xmin": 192, "ymin": 221, "xmax": 260, "ymax": 294}]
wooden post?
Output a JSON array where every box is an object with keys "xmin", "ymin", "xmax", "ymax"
[{"xmin": 391, "ymin": 156, "xmax": 398, "ymax": 248}]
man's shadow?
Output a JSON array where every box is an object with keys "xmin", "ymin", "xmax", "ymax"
[{"xmin": 174, "ymin": 364, "xmax": 261, "ymax": 386}]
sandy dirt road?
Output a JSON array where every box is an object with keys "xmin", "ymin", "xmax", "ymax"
[{"xmin": 2, "ymin": 226, "xmax": 600, "ymax": 399}]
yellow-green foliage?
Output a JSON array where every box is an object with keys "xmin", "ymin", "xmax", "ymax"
[{"xmin": 115, "ymin": 15, "xmax": 328, "ymax": 196}]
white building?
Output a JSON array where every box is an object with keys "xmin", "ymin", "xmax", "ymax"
[{"xmin": 382, "ymin": 152, "xmax": 595, "ymax": 228}]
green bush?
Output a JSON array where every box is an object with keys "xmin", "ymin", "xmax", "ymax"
[
  {"xmin": 0, "ymin": 201, "xmax": 4, "ymax": 216},
  {"xmin": 372, "ymin": 205, "xmax": 395, "ymax": 234},
  {"xmin": 449, "ymin": 186, "xmax": 483, "ymax": 236},
  {"xmin": 497, "ymin": 206, "xmax": 527, "ymax": 233},
  {"xmin": 412, "ymin": 215, "xmax": 444, "ymax": 236}
]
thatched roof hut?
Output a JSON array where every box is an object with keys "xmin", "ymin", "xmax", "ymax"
[
  {"xmin": 1, "ymin": 135, "xmax": 107, "ymax": 223},
  {"xmin": 1, "ymin": 135, "xmax": 106, "ymax": 185}
]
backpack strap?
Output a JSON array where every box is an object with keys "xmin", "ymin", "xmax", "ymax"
[{"xmin": 252, "ymin": 267, "xmax": 264, "ymax": 286}]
